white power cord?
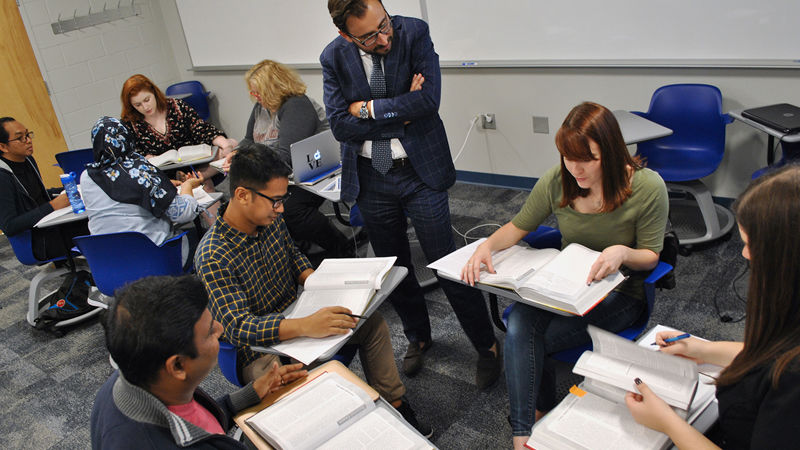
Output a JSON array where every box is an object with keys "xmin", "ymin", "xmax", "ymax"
[
  {"xmin": 452, "ymin": 222, "xmax": 503, "ymax": 246},
  {"xmin": 451, "ymin": 115, "xmax": 480, "ymax": 163}
]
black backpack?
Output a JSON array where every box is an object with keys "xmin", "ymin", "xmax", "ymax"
[{"xmin": 35, "ymin": 270, "xmax": 96, "ymax": 335}]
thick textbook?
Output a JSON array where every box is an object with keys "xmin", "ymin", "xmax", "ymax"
[
  {"xmin": 428, "ymin": 239, "xmax": 625, "ymax": 315},
  {"xmin": 527, "ymin": 326, "xmax": 716, "ymax": 450},
  {"xmin": 149, "ymin": 144, "xmax": 214, "ymax": 167},
  {"xmin": 245, "ymin": 371, "xmax": 432, "ymax": 450},
  {"xmin": 269, "ymin": 257, "xmax": 396, "ymax": 365}
]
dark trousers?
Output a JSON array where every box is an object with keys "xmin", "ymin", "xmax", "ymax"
[
  {"xmin": 282, "ymin": 185, "xmax": 351, "ymax": 257},
  {"xmin": 356, "ymin": 156, "xmax": 495, "ymax": 352},
  {"xmin": 32, "ymin": 220, "xmax": 89, "ymax": 261}
]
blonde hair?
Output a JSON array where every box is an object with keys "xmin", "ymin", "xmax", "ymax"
[{"xmin": 245, "ymin": 60, "xmax": 307, "ymax": 112}]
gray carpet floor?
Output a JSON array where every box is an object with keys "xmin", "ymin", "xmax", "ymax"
[{"xmin": 0, "ymin": 181, "xmax": 747, "ymax": 449}]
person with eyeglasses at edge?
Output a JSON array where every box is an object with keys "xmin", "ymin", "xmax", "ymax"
[
  {"xmin": 193, "ymin": 143, "xmax": 432, "ymax": 438},
  {"xmin": 0, "ymin": 117, "xmax": 89, "ymax": 260},
  {"xmin": 320, "ymin": 0, "xmax": 502, "ymax": 388}
]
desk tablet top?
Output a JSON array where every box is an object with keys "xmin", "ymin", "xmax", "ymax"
[{"xmin": 233, "ymin": 361, "xmax": 378, "ymax": 450}]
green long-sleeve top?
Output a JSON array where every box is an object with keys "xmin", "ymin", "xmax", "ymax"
[{"xmin": 511, "ymin": 165, "xmax": 668, "ymax": 300}]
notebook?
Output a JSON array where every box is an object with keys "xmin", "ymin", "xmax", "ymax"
[
  {"xmin": 741, "ymin": 103, "xmax": 800, "ymax": 134},
  {"xmin": 290, "ymin": 129, "xmax": 342, "ymax": 185}
]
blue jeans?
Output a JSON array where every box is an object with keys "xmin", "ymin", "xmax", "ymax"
[{"xmin": 504, "ymin": 291, "xmax": 645, "ymax": 436}]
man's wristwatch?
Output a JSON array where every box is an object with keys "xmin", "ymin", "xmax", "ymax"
[{"xmin": 359, "ymin": 101, "xmax": 369, "ymax": 119}]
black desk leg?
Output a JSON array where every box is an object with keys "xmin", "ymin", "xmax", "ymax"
[
  {"xmin": 767, "ymin": 135, "xmax": 775, "ymax": 165},
  {"xmin": 489, "ymin": 293, "xmax": 506, "ymax": 332}
]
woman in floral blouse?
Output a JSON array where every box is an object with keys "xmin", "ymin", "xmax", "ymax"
[{"xmin": 120, "ymin": 74, "xmax": 236, "ymax": 191}]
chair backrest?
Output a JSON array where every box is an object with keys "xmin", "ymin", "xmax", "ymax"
[
  {"xmin": 218, "ymin": 341, "xmax": 243, "ymax": 387},
  {"xmin": 165, "ymin": 81, "xmax": 210, "ymax": 121},
  {"xmin": 521, "ymin": 225, "xmax": 563, "ymax": 250},
  {"xmin": 635, "ymin": 84, "xmax": 731, "ymax": 181},
  {"xmin": 73, "ymin": 231, "xmax": 185, "ymax": 296},
  {"xmin": 55, "ymin": 148, "xmax": 94, "ymax": 177},
  {"xmin": 6, "ymin": 229, "xmax": 72, "ymax": 266},
  {"xmin": 7, "ymin": 230, "xmax": 43, "ymax": 265}
]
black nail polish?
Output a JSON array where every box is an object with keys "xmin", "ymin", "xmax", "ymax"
[{"xmin": 634, "ymin": 377, "xmax": 642, "ymax": 385}]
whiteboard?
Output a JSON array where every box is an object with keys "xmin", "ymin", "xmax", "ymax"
[
  {"xmin": 426, "ymin": 0, "xmax": 800, "ymax": 67},
  {"xmin": 175, "ymin": 0, "xmax": 423, "ymax": 69}
]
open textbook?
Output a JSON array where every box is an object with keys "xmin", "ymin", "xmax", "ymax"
[
  {"xmin": 428, "ymin": 239, "xmax": 625, "ymax": 315},
  {"xmin": 149, "ymin": 144, "xmax": 214, "ymax": 167},
  {"xmin": 527, "ymin": 326, "xmax": 717, "ymax": 450},
  {"xmin": 245, "ymin": 371, "xmax": 432, "ymax": 450},
  {"xmin": 269, "ymin": 257, "xmax": 396, "ymax": 364}
]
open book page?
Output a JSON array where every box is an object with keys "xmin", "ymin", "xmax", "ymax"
[
  {"xmin": 269, "ymin": 332, "xmax": 352, "ymax": 366},
  {"xmin": 191, "ymin": 186, "xmax": 214, "ymax": 204},
  {"xmin": 177, "ymin": 143, "xmax": 214, "ymax": 161},
  {"xmin": 426, "ymin": 238, "xmax": 484, "ymax": 279},
  {"xmin": 246, "ymin": 372, "xmax": 374, "ymax": 450},
  {"xmin": 148, "ymin": 149, "xmax": 180, "ymax": 167},
  {"xmin": 149, "ymin": 144, "xmax": 214, "ymax": 167},
  {"xmin": 638, "ymin": 325, "xmax": 723, "ymax": 378},
  {"xmin": 528, "ymin": 388, "xmax": 666, "ymax": 450},
  {"xmin": 479, "ymin": 246, "xmax": 560, "ymax": 289},
  {"xmin": 305, "ymin": 257, "xmax": 396, "ymax": 290},
  {"xmin": 426, "ymin": 238, "xmax": 560, "ymax": 287},
  {"xmin": 319, "ymin": 407, "xmax": 431, "ymax": 450},
  {"xmin": 574, "ymin": 327, "xmax": 698, "ymax": 410},
  {"xmin": 209, "ymin": 157, "xmax": 226, "ymax": 172},
  {"xmin": 522, "ymin": 243, "xmax": 623, "ymax": 302},
  {"xmin": 287, "ymin": 289, "xmax": 374, "ymax": 318}
]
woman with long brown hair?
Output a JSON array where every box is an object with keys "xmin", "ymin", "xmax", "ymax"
[
  {"xmin": 462, "ymin": 102, "xmax": 669, "ymax": 449},
  {"xmin": 626, "ymin": 164, "xmax": 800, "ymax": 449}
]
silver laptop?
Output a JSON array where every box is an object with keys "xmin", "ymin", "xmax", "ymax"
[
  {"xmin": 742, "ymin": 103, "xmax": 800, "ymax": 134},
  {"xmin": 289, "ymin": 129, "xmax": 342, "ymax": 185}
]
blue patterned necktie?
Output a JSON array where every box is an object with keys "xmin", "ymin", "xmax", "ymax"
[{"xmin": 369, "ymin": 54, "xmax": 392, "ymax": 174}]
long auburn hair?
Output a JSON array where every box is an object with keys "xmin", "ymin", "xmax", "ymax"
[
  {"xmin": 717, "ymin": 165, "xmax": 800, "ymax": 388},
  {"xmin": 245, "ymin": 60, "xmax": 307, "ymax": 112},
  {"xmin": 555, "ymin": 102, "xmax": 641, "ymax": 212},
  {"xmin": 120, "ymin": 74, "xmax": 168, "ymax": 122}
]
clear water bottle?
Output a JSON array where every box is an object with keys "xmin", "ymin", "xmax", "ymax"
[{"xmin": 59, "ymin": 172, "xmax": 85, "ymax": 214}]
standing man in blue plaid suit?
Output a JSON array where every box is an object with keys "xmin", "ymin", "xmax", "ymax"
[{"xmin": 321, "ymin": 0, "xmax": 501, "ymax": 388}]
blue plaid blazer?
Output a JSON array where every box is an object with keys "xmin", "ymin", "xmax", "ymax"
[{"xmin": 320, "ymin": 16, "xmax": 456, "ymax": 203}]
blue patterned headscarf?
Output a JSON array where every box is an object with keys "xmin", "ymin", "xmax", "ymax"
[{"xmin": 86, "ymin": 117, "xmax": 177, "ymax": 218}]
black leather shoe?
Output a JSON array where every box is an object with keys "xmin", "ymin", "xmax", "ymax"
[
  {"xmin": 395, "ymin": 398, "xmax": 433, "ymax": 439},
  {"xmin": 476, "ymin": 340, "xmax": 502, "ymax": 390},
  {"xmin": 402, "ymin": 340, "xmax": 432, "ymax": 376}
]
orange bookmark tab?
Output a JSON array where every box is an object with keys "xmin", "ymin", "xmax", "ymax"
[{"xmin": 569, "ymin": 385, "xmax": 586, "ymax": 397}]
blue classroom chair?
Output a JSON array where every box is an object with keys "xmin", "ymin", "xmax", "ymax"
[
  {"xmin": 6, "ymin": 230, "xmax": 100, "ymax": 327},
  {"xmin": 73, "ymin": 231, "xmax": 187, "ymax": 307},
  {"xmin": 165, "ymin": 81, "xmax": 212, "ymax": 121},
  {"xmin": 632, "ymin": 84, "xmax": 734, "ymax": 246},
  {"xmin": 54, "ymin": 148, "xmax": 94, "ymax": 177}
]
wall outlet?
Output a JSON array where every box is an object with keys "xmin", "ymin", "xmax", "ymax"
[
  {"xmin": 533, "ymin": 116, "xmax": 549, "ymax": 134},
  {"xmin": 480, "ymin": 113, "xmax": 496, "ymax": 129}
]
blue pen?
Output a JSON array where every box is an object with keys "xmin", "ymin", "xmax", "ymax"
[
  {"xmin": 651, "ymin": 333, "xmax": 691, "ymax": 346},
  {"xmin": 189, "ymin": 165, "xmax": 199, "ymax": 179}
]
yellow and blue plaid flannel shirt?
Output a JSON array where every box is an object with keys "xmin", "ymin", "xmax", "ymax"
[{"xmin": 195, "ymin": 206, "xmax": 312, "ymax": 368}]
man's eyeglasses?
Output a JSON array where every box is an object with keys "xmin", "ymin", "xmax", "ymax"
[
  {"xmin": 348, "ymin": 11, "xmax": 392, "ymax": 47},
  {"xmin": 248, "ymin": 188, "xmax": 291, "ymax": 210},
  {"xmin": 7, "ymin": 131, "xmax": 34, "ymax": 144}
]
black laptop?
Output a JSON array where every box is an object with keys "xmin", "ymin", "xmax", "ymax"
[{"xmin": 741, "ymin": 103, "xmax": 800, "ymax": 134}]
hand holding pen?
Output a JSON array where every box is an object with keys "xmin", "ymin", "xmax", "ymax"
[
  {"xmin": 650, "ymin": 332, "xmax": 690, "ymax": 346},
  {"xmin": 650, "ymin": 331, "xmax": 706, "ymax": 364}
]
